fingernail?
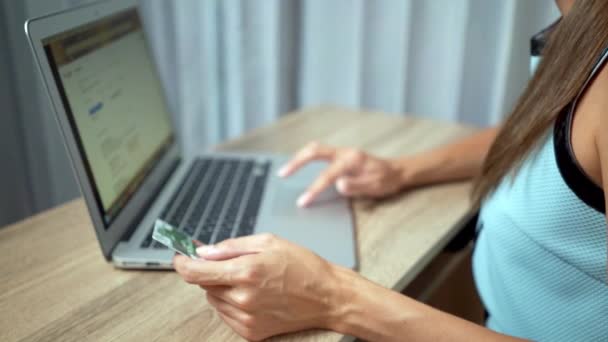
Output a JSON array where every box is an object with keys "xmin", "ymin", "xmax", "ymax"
[
  {"xmin": 297, "ymin": 193, "xmax": 310, "ymax": 207},
  {"xmin": 277, "ymin": 166, "xmax": 288, "ymax": 177},
  {"xmin": 197, "ymin": 245, "xmax": 218, "ymax": 256}
]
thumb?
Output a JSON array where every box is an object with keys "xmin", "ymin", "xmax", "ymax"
[{"xmin": 197, "ymin": 234, "xmax": 268, "ymax": 260}]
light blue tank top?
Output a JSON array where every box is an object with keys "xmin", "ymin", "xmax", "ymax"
[{"xmin": 473, "ymin": 50, "xmax": 608, "ymax": 341}]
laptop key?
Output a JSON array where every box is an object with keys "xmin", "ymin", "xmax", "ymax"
[
  {"xmin": 214, "ymin": 225, "xmax": 233, "ymax": 243},
  {"xmin": 234, "ymin": 161, "xmax": 269, "ymax": 238},
  {"xmin": 159, "ymin": 161, "xmax": 201, "ymax": 220},
  {"xmin": 168, "ymin": 165, "xmax": 207, "ymax": 225},
  {"xmin": 153, "ymin": 241, "xmax": 168, "ymax": 249},
  {"xmin": 197, "ymin": 227, "xmax": 215, "ymax": 245},
  {"xmin": 235, "ymin": 221, "xmax": 255, "ymax": 237},
  {"xmin": 158, "ymin": 158, "xmax": 270, "ymax": 246},
  {"xmin": 183, "ymin": 224, "xmax": 197, "ymax": 237},
  {"xmin": 181, "ymin": 161, "xmax": 224, "ymax": 233}
]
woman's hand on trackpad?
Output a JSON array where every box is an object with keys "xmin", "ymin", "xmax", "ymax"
[{"xmin": 277, "ymin": 142, "xmax": 408, "ymax": 207}]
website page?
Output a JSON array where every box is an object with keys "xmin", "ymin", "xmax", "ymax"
[{"xmin": 45, "ymin": 11, "xmax": 173, "ymax": 224}]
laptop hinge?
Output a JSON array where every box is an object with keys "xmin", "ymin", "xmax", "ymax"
[{"xmin": 119, "ymin": 157, "xmax": 181, "ymax": 243}]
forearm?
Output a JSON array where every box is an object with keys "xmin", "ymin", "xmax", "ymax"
[
  {"xmin": 328, "ymin": 266, "xmax": 525, "ymax": 342},
  {"xmin": 393, "ymin": 127, "xmax": 498, "ymax": 188}
]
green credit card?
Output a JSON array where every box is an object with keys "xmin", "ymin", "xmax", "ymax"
[{"xmin": 152, "ymin": 219, "xmax": 198, "ymax": 259}]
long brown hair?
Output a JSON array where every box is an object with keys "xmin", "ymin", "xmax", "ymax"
[{"xmin": 472, "ymin": 0, "xmax": 608, "ymax": 208}]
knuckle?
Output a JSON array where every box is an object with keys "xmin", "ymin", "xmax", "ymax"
[
  {"xmin": 183, "ymin": 275, "xmax": 198, "ymax": 284},
  {"xmin": 181, "ymin": 264, "xmax": 197, "ymax": 284},
  {"xmin": 240, "ymin": 266, "xmax": 260, "ymax": 283},
  {"xmin": 340, "ymin": 180, "xmax": 352, "ymax": 193},
  {"xmin": 346, "ymin": 149, "xmax": 365, "ymax": 163},
  {"xmin": 241, "ymin": 314, "xmax": 257, "ymax": 328},
  {"xmin": 258, "ymin": 233, "xmax": 276, "ymax": 246},
  {"xmin": 224, "ymin": 262, "xmax": 240, "ymax": 281},
  {"xmin": 235, "ymin": 291, "xmax": 255, "ymax": 310}
]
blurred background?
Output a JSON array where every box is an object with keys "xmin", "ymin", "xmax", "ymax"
[{"xmin": 0, "ymin": 0, "xmax": 559, "ymax": 227}]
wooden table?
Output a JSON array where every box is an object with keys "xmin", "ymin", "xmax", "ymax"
[{"xmin": 0, "ymin": 107, "xmax": 477, "ymax": 342}]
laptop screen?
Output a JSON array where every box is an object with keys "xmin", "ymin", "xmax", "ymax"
[{"xmin": 43, "ymin": 9, "xmax": 174, "ymax": 227}]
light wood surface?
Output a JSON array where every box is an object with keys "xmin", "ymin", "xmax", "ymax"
[{"xmin": 0, "ymin": 107, "xmax": 477, "ymax": 342}]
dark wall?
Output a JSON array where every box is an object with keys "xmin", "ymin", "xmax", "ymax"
[
  {"xmin": 0, "ymin": 2, "xmax": 35, "ymax": 227},
  {"xmin": 0, "ymin": 0, "xmax": 80, "ymax": 228}
]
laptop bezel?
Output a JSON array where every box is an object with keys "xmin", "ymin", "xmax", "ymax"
[{"xmin": 24, "ymin": 0, "xmax": 182, "ymax": 260}]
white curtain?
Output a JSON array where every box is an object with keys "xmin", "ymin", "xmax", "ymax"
[
  {"xmin": 139, "ymin": 0, "xmax": 559, "ymax": 156},
  {"xmin": 0, "ymin": 0, "xmax": 559, "ymax": 226}
]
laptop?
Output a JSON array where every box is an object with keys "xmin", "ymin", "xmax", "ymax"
[{"xmin": 24, "ymin": 0, "xmax": 356, "ymax": 269}]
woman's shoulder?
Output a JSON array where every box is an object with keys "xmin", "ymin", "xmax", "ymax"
[
  {"xmin": 572, "ymin": 56, "xmax": 608, "ymax": 198},
  {"xmin": 596, "ymin": 66, "xmax": 608, "ymax": 201}
]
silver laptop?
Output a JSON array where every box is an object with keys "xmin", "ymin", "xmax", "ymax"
[{"xmin": 25, "ymin": 0, "xmax": 356, "ymax": 269}]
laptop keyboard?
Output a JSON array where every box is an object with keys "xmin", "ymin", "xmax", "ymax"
[{"xmin": 141, "ymin": 157, "xmax": 271, "ymax": 249}]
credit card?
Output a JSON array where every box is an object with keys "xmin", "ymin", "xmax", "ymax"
[{"xmin": 152, "ymin": 219, "xmax": 199, "ymax": 259}]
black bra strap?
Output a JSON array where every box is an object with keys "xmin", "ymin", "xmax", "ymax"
[{"xmin": 553, "ymin": 48, "xmax": 608, "ymax": 214}]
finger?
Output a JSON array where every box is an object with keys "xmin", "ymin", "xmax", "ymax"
[
  {"xmin": 173, "ymin": 254, "xmax": 242, "ymax": 286},
  {"xmin": 207, "ymin": 293, "xmax": 252, "ymax": 322},
  {"xmin": 297, "ymin": 158, "xmax": 357, "ymax": 207},
  {"xmin": 204, "ymin": 285, "xmax": 249, "ymax": 309},
  {"xmin": 199, "ymin": 284, "xmax": 228, "ymax": 292},
  {"xmin": 277, "ymin": 142, "xmax": 336, "ymax": 178},
  {"xmin": 197, "ymin": 234, "xmax": 275, "ymax": 260},
  {"xmin": 217, "ymin": 311, "xmax": 251, "ymax": 340},
  {"xmin": 193, "ymin": 239, "xmax": 204, "ymax": 247},
  {"xmin": 336, "ymin": 175, "xmax": 377, "ymax": 197}
]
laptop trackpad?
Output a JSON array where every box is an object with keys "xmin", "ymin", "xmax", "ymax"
[
  {"xmin": 272, "ymin": 183, "xmax": 342, "ymax": 218},
  {"xmin": 260, "ymin": 164, "xmax": 356, "ymax": 269}
]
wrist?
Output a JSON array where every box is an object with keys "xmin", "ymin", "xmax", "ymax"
[
  {"xmin": 323, "ymin": 265, "xmax": 358, "ymax": 332},
  {"xmin": 391, "ymin": 151, "xmax": 448, "ymax": 189},
  {"xmin": 325, "ymin": 266, "xmax": 418, "ymax": 341}
]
